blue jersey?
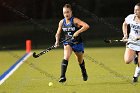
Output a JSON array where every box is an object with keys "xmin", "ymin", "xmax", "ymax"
[
  {"xmin": 62, "ymin": 17, "xmax": 84, "ymax": 53},
  {"xmin": 62, "ymin": 17, "xmax": 82, "ymax": 44}
]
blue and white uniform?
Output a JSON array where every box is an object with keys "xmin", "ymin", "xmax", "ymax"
[
  {"xmin": 62, "ymin": 17, "xmax": 84, "ymax": 53},
  {"xmin": 125, "ymin": 14, "xmax": 140, "ymax": 51}
]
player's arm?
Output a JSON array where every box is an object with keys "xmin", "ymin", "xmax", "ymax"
[
  {"xmin": 55, "ymin": 20, "xmax": 63, "ymax": 47},
  {"xmin": 122, "ymin": 21, "xmax": 140, "ymax": 41},
  {"xmin": 122, "ymin": 21, "xmax": 128, "ymax": 40},
  {"xmin": 73, "ymin": 18, "xmax": 89, "ymax": 37}
]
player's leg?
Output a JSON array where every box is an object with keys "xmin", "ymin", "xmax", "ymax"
[
  {"xmin": 124, "ymin": 48, "xmax": 135, "ymax": 64},
  {"xmin": 74, "ymin": 51, "xmax": 88, "ymax": 81},
  {"xmin": 124, "ymin": 48, "xmax": 139, "ymax": 82},
  {"xmin": 59, "ymin": 45, "xmax": 72, "ymax": 83},
  {"xmin": 134, "ymin": 52, "xmax": 138, "ymax": 65},
  {"xmin": 133, "ymin": 51, "xmax": 140, "ymax": 82}
]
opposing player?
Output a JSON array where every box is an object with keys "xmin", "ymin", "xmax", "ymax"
[
  {"xmin": 122, "ymin": 3, "xmax": 140, "ymax": 82},
  {"xmin": 55, "ymin": 4, "xmax": 89, "ymax": 83}
]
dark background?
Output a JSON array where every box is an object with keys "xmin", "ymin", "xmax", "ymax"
[{"xmin": 0, "ymin": 0, "xmax": 139, "ymax": 49}]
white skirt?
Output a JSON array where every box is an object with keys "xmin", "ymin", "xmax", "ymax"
[{"xmin": 127, "ymin": 42, "xmax": 140, "ymax": 51}]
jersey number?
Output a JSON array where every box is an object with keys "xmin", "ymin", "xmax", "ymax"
[{"xmin": 68, "ymin": 32, "xmax": 73, "ymax": 37}]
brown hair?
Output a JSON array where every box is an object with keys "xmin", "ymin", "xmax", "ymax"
[
  {"xmin": 63, "ymin": 4, "xmax": 72, "ymax": 10},
  {"xmin": 136, "ymin": 3, "xmax": 140, "ymax": 7}
]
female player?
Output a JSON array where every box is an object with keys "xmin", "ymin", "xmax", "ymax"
[
  {"xmin": 55, "ymin": 4, "xmax": 89, "ymax": 83},
  {"xmin": 122, "ymin": 3, "xmax": 140, "ymax": 82}
]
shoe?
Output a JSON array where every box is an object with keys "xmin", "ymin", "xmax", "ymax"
[
  {"xmin": 59, "ymin": 77, "xmax": 66, "ymax": 83},
  {"xmin": 82, "ymin": 71, "xmax": 88, "ymax": 81},
  {"xmin": 132, "ymin": 77, "xmax": 138, "ymax": 83},
  {"xmin": 134, "ymin": 57, "xmax": 138, "ymax": 65}
]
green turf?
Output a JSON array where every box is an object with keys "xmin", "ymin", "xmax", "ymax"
[{"xmin": 0, "ymin": 47, "xmax": 140, "ymax": 93}]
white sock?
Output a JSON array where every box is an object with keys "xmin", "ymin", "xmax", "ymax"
[{"xmin": 134, "ymin": 66, "xmax": 140, "ymax": 77}]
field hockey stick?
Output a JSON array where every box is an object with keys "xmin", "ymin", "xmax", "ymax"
[
  {"xmin": 33, "ymin": 37, "xmax": 72, "ymax": 58},
  {"xmin": 104, "ymin": 39, "xmax": 127, "ymax": 43},
  {"xmin": 104, "ymin": 37, "xmax": 140, "ymax": 43}
]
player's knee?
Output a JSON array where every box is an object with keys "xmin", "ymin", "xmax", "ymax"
[
  {"xmin": 76, "ymin": 57, "xmax": 83, "ymax": 64},
  {"xmin": 64, "ymin": 55, "xmax": 71, "ymax": 61},
  {"xmin": 124, "ymin": 59, "xmax": 131, "ymax": 64},
  {"xmin": 125, "ymin": 61, "xmax": 131, "ymax": 64},
  {"xmin": 63, "ymin": 57, "xmax": 69, "ymax": 61}
]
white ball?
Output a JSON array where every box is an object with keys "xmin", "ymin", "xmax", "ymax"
[{"xmin": 48, "ymin": 82, "xmax": 53, "ymax": 87}]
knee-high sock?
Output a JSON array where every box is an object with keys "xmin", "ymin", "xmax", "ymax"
[
  {"xmin": 60, "ymin": 59, "xmax": 68, "ymax": 78},
  {"xmin": 79, "ymin": 60, "xmax": 86, "ymax": 74},
  {"xmin": 134, "ymin": 66, "xmax": 140, "ymax": 77}
]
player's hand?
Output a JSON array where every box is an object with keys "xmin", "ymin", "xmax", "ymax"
[
  {"xmin": 73, "ymin": 31, "xmax": 79, "ymax": 38},
  {"xmin": 122, "ymin": 35, "xmax": 128, "ymax": 42},
  {"xmin": 54, "ymin": 41, "xmax": 59, "ymax": 48}
]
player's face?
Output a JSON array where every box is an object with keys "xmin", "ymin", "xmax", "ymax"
[
  {"xmin": 63, "ymin": 7, "xmax": 72, "ymax": 20},
  {"xmin": 134, "ymin": 5, "xmax": 140, "ymax": 18}
]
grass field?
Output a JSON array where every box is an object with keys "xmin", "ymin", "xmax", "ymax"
[{"xmin": 0, "ymin": 47, "xmax": 140, "ymax": 93}]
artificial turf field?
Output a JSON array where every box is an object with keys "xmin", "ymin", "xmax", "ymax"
[{"xmin": 0, "ymin": 47, "xmax": 140, "ymax": 93}]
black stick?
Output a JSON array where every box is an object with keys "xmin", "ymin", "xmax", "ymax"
[
  {"xmin": 104, "ymin": 37, "xmax": 140, "ymax": 43},
  {"xmin": 104, "ymin": 39, "xmax": 125, "ymax": 43},
  {"xmin": 33, "ymin": 37, "xmax": 72, "ymax": 58},
  {"xmin": 33, "ymin": 46, "xmax": 55, "ymax": 58}
]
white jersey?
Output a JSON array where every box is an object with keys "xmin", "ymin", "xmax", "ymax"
[{"xmin": 125, "ymin": 14, "xmax": 140, "ymax": 51}]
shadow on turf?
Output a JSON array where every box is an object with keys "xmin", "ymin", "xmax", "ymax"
[
  {"xmin": 63, "ymin": 81, "xmax": 139, "ymax": 87},
  {"xmin": 5, "ymin": 50, "xmax": 59, "ymax": 82},
  {"xmin": 2, "ymin": 47, "xmax": 139, "ymax": 87},
  {"xmin": 84, "ymin": 54, "xmax": 138, "ymax": 85}
]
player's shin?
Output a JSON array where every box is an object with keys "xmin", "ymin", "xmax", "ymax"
[
  {"xmin": 134, "ymin": 66, "xmax": 140, "ymax": 77},
  {"xmin": 79, "ymin": 60, "xmax": 88, "ymax": 81},
  {"xmin": 133, "ymin": 65, "xmax": 140, "ymax": 82},
  {"xmin": 59, "ymin": 59, "xmax": 68, "ymax": 82}
]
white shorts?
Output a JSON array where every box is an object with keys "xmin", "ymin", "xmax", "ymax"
[{"xmin": 127, "ymin": 42, "xmax": 140, "ymax": 51}]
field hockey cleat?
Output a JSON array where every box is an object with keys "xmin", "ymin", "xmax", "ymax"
[
  {"xmin": 82, "ymin": 71, "xmax": 88, "ymax": 81},
  {"xmin": 132, "ymin": 77, "xmax": 138, "ymax": 83},
  {"xmin": 134, "ymin": 57, "xmax": 138, "ymax": 65},
  {"xmin": 59, "ymin": 77, "xmax": 66, "ymax": 83}
]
